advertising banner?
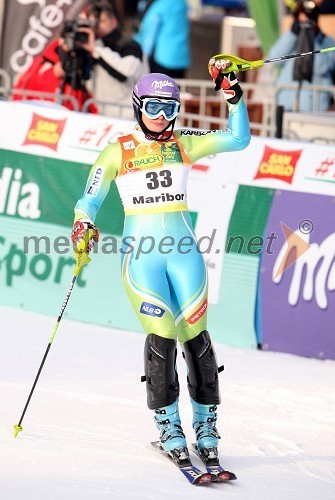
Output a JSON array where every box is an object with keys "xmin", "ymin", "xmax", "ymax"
[
  {"xmin": 0, "ymin": 0, "xmax": 88, "ymax": 80},
  {"xmin": 209, "ymin": 185, "xmax": 274, "ymax": 349},
  {"xmin": 232, "ymin": 136, "xmax": 335, "ymax": 197},
  {"xmin": 260, "ymin": 190, "xmax": 335, "ymax": 360},
  {"xmin": 1, "ymin": 100, "xmax": 335, "ymax": 355}
]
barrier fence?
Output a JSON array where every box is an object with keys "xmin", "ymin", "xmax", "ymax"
[{"xmin": 1, "ymin": 67, "xmax": 335, "ymax": 144}]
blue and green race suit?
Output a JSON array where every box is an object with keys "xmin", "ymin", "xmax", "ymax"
[{"xmin": 75, "ymin": 99, "xmax": 250, "ymax": 344}]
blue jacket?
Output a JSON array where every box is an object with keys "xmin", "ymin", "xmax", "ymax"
[
  {"xmin": 268, "ymin": 30, "xmax": 335, "ymax": 112},
  {"xmin": 135, "ymin": 0, "xmax": 190, "ymax": 70}
]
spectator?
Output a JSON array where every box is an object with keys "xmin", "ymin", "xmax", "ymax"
[
  {"xmin": 87, "ymin": 2, "xmax": 145, "ymax": 118},
  {"xmin": 12, "ymin": 20, "xmax": 98, "ymax": 113},
  {"xmin": 284, "ymin": 0, "xmax": 334, "ymax": 14},
  {"xmin": 269, "ymin": 0, "xmax": 335, "ymax": 112},
  {"xmin": 135, "ymin": 0, "xmax": 190, "ymax": 78}
]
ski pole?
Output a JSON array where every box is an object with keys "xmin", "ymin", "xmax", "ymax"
[
  {"xmin": 209, "ymin": 46, "xmax": 335, "ymax": 74},
  {"xmin": 13, "ymin": 238, "xmax": 92, "ymax": 438}
]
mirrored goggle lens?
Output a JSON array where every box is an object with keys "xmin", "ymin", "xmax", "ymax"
[{"xmin": 142, "ymin": 99, "xmax": 179, "ymax": 120}]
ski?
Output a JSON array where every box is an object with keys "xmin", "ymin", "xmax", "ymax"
[
  {"xmin": 191, "ymin": 443, "xmax": 237, "ymax": 482},
  {"xmin": 151, "ymin": 441, "xmax": 212, "ymax": 485}
]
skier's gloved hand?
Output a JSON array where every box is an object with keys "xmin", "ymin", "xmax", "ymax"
[
  {"xmin": 71, "ymin": 218, "xmax": 99, "ymax": 253},
  {"xmin": 208, "ymin": 58, "xmax": 243, "ymax": 104},
  {"xmin": 71, "ymin": 219, "xmax": 99, "ymax": 274}
]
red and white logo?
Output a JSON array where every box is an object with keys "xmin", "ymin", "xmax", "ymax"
[
  {"xmin": 22, "ymin": 113, "xmax": 66, "ymax": 151},
  {"xmin": 254, "ymin": 145, "xmax": 302, "ymax": 185},
  {"xmin": 186, "ymin": 299, "xmax": 208, "ymax": 324}
]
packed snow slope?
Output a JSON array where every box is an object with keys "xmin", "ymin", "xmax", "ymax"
[{"xmin": 1, "ymin": 305, "xmax": 334, "ymax": 500}]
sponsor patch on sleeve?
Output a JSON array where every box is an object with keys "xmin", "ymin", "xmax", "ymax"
[{"xmin": 86, "ymin": 166, "xmax": 104, "ymax": 196}]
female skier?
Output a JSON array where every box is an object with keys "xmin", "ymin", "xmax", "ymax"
[{"xmin": 71, "ymin": 59, "xmax": 250, "ymax": 465}]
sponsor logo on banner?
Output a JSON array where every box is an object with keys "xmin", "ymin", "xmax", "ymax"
[
  {"xmin": 125, "ymin": 154, "xmax": 164, "ymax": 171},
  {"xmin": 306, "ymin": 155, "xmax": 335, "ymax": 183},
  {"xmin": 0, "ymin": 167, "xmax": 41, "ymax": 219},
  {"xmin": 140, "ymin": 302, "xmax": 165, "ymax": 317},
  {"xmin": 22, "ymin": 113, "xmax": 67, "ymax": 151},
  {"xmin": 7, "ymin": 1, "xmax": 84, "ymax": 75},
  {"xmin": 186, "ymin": 299, "xmax": 208, "ymax": 324},
  {"xmin": 260, "ymin": 191, "xmax": 335, "ymax": 359},
  {"xmin": 254, "ymin": 145, "xmax": 302, "ymax": 184},
  {"xmin": 86, "ymin": 166, "xmax": 103, "ymax": 196},
  {"xmin": 273, "ymin": 230, "xmax": 335, "ymax": 310}
]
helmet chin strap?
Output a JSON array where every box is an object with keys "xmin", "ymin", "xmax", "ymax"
[{"xmin": 139, "ymin": 114, "xmax": 177, "ymax": 142}]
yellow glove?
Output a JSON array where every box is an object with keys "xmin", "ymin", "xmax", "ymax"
[{"xmin": 71, "ymin": 219, "xmax": 99, "ymax": 276}]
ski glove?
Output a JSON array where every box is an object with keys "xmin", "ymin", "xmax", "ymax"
[
  {"xmin": 71, "ymin": 219, "xmax": 100, "ymax": 254},
  {"xmin": 71, "ymin": 219, "xmax": 99, "ymax": 274},
  {"xmin": 208, "ymin": 58, "xmax": 243, "ymax": 104}
]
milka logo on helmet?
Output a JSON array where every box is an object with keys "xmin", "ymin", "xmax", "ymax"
[
  {"xmin": 140, "ymin": 302, "xmax": 165, "ymax": 317},
  {"xmin": 152, "ymin": 80, "xmax": 174, "ymax": 90},
  {"xmin": 87, "ymin": 166, "xmax": 103, "ymax": 196}
]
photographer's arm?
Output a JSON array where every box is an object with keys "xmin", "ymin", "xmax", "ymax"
[{"xmin": 93, "ymin": 44, "xmax": 142, "ymax": 82}]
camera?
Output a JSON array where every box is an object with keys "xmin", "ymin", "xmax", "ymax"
[
  {"xmin": 61, "ymin": 18, "xmax": 96, "ymax": 50},
  {"xmin": 59, "ymin": 18, "xmax": 96, "ymax": 91},
  {"xmin": 295, "ymin": 1, "xmax": 319, "ymax": 22}
]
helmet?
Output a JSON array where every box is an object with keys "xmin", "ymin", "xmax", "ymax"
[
  {"xmin": 133, "ymin": 73, "xmax": 180, "ymax": 103},
  {"xmin": 132, "ymin": 73, "xmax": 180, "ymax": 141}
]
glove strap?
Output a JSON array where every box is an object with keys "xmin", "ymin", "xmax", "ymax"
[
  {"xmin": 222, "ymin": 82, "xmax": 243, "ymax": 104},
  {"xmin": 214, "ymin": 72, "xmax": 243, "ymax": 104}
]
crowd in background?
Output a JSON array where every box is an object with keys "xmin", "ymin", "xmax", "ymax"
[
  {"xmin": 271, "ymin": 0, "xmax": 335, "ymax": 112},
  {"xmin": 10, "ymin": 0, "xmax": 191, "ymax": 116},
  {"xmin": 8, "ymin": 0, "xmax": 335, "ymax": 116}
]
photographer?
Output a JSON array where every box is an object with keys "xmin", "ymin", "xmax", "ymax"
[
  {"xmin": 12, "ymin": 19, "xmax": 98, "ymax": 113},
  {"xmin": 86, "ymin": 2, "xmax": 145, "ymax": 118},
  {"xmin": 269, "ymin": 0, "xmax": 335, "ymax": 112}
]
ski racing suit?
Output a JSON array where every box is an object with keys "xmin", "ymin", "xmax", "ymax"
[{"xmin": 74, "ymin": 98, "xmax": 250, "ymax": 410}]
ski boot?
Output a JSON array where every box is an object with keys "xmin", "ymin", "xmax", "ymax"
[
  {"xmin": 191, "ymin": 399, "xmax": 220, "ymax": 461},
  {"xmin": 154, "ymin": 399, "xmax": 189, "ymax": 463},
  {"xmin": 191, "ymin": 399, "xmax": 237, "ymax": 481}
]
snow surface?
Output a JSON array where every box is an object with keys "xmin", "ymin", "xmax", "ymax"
[{"xmin": 1, "ymin": 305, "xmax": 334, "ymax": 500}]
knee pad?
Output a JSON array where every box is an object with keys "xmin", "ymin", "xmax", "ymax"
[
  {"xmin": 182, "ymin": 330, "xmax": 223, "ymax": 405},
  {"xmin": 142, "ymin": 334, "xmax": 179, "ymax": 410}
]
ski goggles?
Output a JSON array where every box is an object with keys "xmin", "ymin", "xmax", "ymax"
[{"xmin": 141, "ymin": 98, "xmax": 180, "ymax": 120}]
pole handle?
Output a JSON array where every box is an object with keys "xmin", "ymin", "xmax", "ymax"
[
  {"xmin": 73, "ymin": 228, "xmax": 96, "ymax": 276},
  {"xmin": 209, "ymin": 53, "xmax": 264, "ymax": 74},
  {"xmin": 209, "ymin": 46, "xmax": 335, "ymax": 75},
  {"xmin": 14, "ymin": 425, "xmax": 23, "ymax": 438}
]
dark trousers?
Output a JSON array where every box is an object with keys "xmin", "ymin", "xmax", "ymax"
[{"xmin": 149, "ymin": 55, "xmax": 186, "ymax": 79}]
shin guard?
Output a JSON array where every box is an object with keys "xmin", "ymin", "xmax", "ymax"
[
  {"xmin": 143, "ymin": 334, "xmax": 179, "ymax": 410},
  {"xmin": 182, "ymin": 330, "xmax": 222, "ymax": 405}
]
